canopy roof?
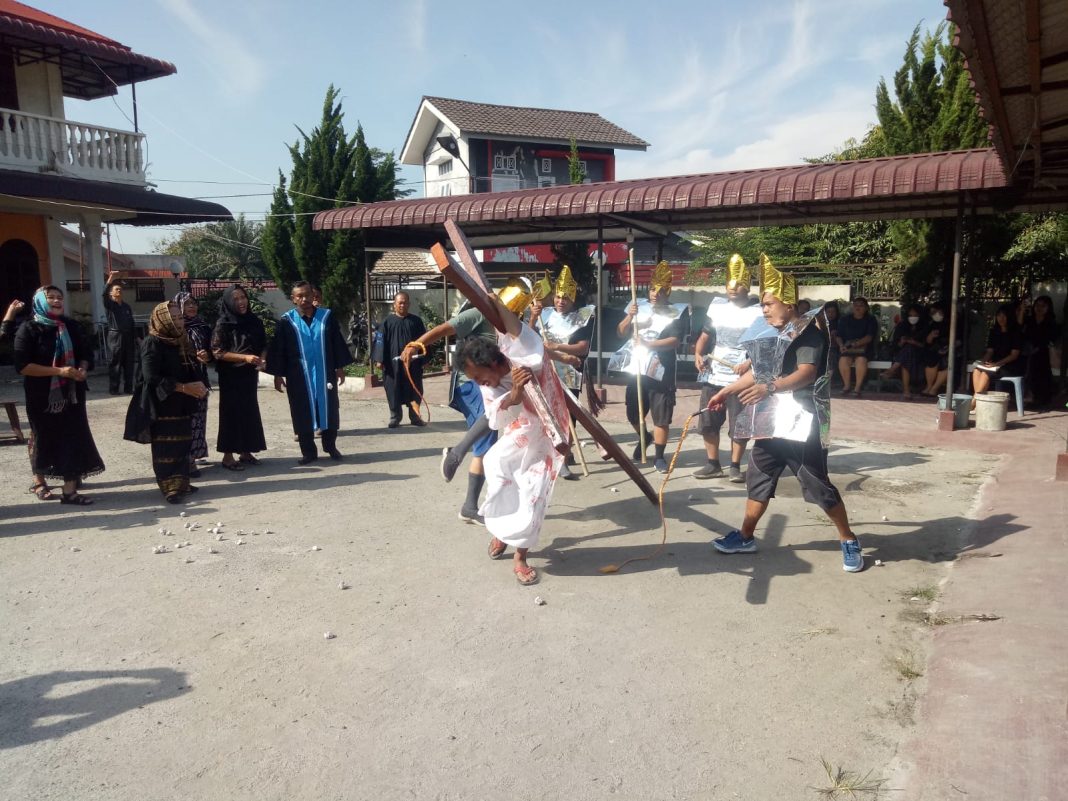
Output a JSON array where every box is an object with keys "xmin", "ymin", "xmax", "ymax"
[
  {"xmin": 314, "ymin": 149, "xmax": 1050, "ymax": 249},
  {"xmin": 946, "ymin": 0, "xmax": 1068, "ymax": 189},
  {"xmin": 0, "ymin": 169, "xmax": 232, "ymax": 225},
  {"xmin": 0, "ymin": 1, "xmax": 176, "ymax": 99}
]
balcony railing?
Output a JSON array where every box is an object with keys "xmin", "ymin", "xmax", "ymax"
[{"xmin": 0, "ymin": 108, "xmax": 146, "ymax": 185}]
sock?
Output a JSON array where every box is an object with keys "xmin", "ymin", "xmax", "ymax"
[
  {"xmin": 464, "ymin": 472, "xmax": 485, "ymax": 511},
  {"xmin": 731, "ymin": 461, "xmax": 741, "ymax": 470},
  {"xmin": 454, "ymin": 417, "xmax": 491, "ymax": 461},
  {"xmin": 654, "ymin": 444, "xmax": 666, "ymax": 460}
]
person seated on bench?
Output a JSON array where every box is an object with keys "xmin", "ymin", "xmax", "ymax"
[
  {"xmin": 921, "ymin": 302, "xmax": 957, "ymax": 398},
  {"xmin": 889, "ymin": 304, "xmax": 928, "ymax": 400},
  {"xmin": 970, "ymin": 304, "xmax": 1023, "ymax": 410},
  {"xmin": 835, "ymin": 297, "xmax": 878, "ymax": 397}
]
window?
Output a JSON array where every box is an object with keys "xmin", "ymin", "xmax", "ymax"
[
  {"xmin": 135, "ymin": 280, "xmax": 165, "ymax": 302},
  {"xmin": 440, "ymin": 183, "xmax": 452, "ymax": 197},
  {"xmin": 493, "ymin": 154, "xmax": 517, "ymax": 172},
  {"xmin": 437, "ymin": 159, "xmax": 453, "ymax": 176}
]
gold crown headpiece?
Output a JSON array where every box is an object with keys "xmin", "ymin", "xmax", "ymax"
[
  {"xmin": 650, "ymin": 260, "xmax": 673, "ymax": 291},
  {"xmin": 498, "ymin": 276, "xmax": 533, "ymax": 315},
  {"xmin": 726, "ymin": 253, "xmax": 751, "ymax": 290},
  {"xmin": 554, "ymin": 265, "xmax": 578, "ymax": 302},
  {"xmin": 758, "ymin": 253, "xmax": 797, "ymax": 305}
]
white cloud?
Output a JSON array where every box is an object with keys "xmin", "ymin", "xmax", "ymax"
[
  {"xmin": 157, "ymin": 0, "xmax": 267, "ymax": 96},
  {"xmin": 407, "ymin": 0, "xmax": 427, "ymax": 53}
]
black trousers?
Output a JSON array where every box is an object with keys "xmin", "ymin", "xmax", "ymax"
[
  {"xmin": 108, "ymin": 331, "xmax": 135, "ymax": 392},
  {"xmin": 297, "ymin": 428, "xmax": 336, "ymax": 459}
]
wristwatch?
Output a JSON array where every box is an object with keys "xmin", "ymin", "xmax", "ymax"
[{"xmin": 766, "ymin": 381, "xmax": 778, "ymax": 395}]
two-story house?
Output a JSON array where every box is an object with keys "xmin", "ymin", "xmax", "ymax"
[
  {"xmin": 399, "ymin": 96, "xmax": 647, "ymax": 271},
  {"xmin": 0, "ymin": 1, "xmax": 229, "ymax": 324}
]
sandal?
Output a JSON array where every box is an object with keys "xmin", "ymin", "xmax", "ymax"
[
  {"xmin": 60, "ymin": 492, "xmax": 93, "ymax": 506},
  {"xmin": 514, "ymin": 564, "xmax": 539, "ymax": 586},
  {"xmin": 488, "ymin": 537, "xmax": 508, "ymax": 560},
  {"xmin": 220, "ymin": 460, "xmax": 245, "ymax": 472},
  {"xmin": 238, "ymin": 455, "xmax": 261, "ymax": 466},
  {"xmin": 29, "ymin": 482, "xmax": 55, "ymax": 501}
]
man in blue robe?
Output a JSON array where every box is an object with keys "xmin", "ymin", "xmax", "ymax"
[{"xmin": 267, "ymin": 282, "xmax": 354, "ymax": 464}]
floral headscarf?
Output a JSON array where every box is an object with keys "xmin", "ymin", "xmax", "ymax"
[{"xmin": 32, "ymin": 287, "xmax": 76, "ymax": 413}]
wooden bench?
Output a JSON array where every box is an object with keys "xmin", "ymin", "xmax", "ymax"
[{"xmin": 1, "ymin": 400, "xmax": 26, "ymax": 445}]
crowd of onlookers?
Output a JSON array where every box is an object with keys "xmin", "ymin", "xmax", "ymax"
[{"xmin": 821, "ymin": 295, "xmax": 1062, "ymax": 409}]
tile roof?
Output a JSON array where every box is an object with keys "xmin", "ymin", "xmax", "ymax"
[
  {"xmin": 371, "ymin": 250, "xmax": 437, "ymax": 276},
  {"xmin": 424, "ymin": 96, "xmax": 648, "ymax": 149}
]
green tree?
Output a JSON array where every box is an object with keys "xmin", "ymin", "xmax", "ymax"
[
  {"xmin": 550, "ymin": 137, "xmax": 596, "ymax": 298},
  {"xmin": 157, "ymin": 214, "xmax": 268, "ymax": 280},
  {"xmin": 262, "ymin": 86, "xmax": 404, "ymax": 315}
]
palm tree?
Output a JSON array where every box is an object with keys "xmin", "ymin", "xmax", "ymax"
[{"xmin": 163, "ymin": 214, "xmax": 269, "ymax": 280}]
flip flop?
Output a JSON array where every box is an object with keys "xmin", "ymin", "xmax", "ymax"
[
  {"xmin": 488, "ymin": 538, "xmax": 508, "ymax": 559},
  {"xmin": 238, "ymin": 455, "xmax": 261, "ymax": 465},
  {"xmin": 220, "ymin": 461, "xmax": 245, "ymax": 472},
  {"xmin": 514, "ymin": 565, "xmax": 539, "ymax": 586}
]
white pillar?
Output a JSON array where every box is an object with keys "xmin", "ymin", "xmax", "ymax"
[{"xmin": 80, "ymin": 215, "xmax": 105, "ymax": 326}]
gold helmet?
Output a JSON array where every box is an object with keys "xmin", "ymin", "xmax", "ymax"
[
  {"xmin": 554, "ymin": 265, "xmax": 578, "ymax": 302},
  {"xmin": 726, "ymin": 254, "xmax": 751, "ymax": 290},
  {"xmin": 758, "ymin": 253, "xmax": 797, "ymax": 305},
  {"xmin": 650, "ymin": 260, "xmax": 673, "ymax": 292},
  {"xmin": 498, "ymin": 276, "xmax": 534, "ymax": 315}
]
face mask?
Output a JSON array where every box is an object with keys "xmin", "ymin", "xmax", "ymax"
[
  {"xmin": 907, "ymin": 316, "xmax": 919, "ymax": 325},
  {"xmin": 932, "ymin": 313, "xmax": 944, "ymax": 322}
]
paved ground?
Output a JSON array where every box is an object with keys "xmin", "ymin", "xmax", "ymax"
[{"xmin": 0, "ymin": 371, "xmax": 1064, "ymax": 800}]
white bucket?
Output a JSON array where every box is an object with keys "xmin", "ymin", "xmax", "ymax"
[{"xmin": 975, "ymin": 391, "xmax": 1009, "ymax": 431}]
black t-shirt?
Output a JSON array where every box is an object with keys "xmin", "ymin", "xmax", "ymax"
[
  {"xmin": 103, "ymin": 295, "xmax": 135, "ymax": 334},
  {"xmin": 837, "ymin": 313, "xmax": 878, "ymax": 358},
  {"xmin": 780, "ymin": 322, "xmax": 828, "ymax": 414}
]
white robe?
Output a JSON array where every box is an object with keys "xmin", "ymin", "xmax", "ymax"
[{"xmin": 478, "ymin": 324, "xmax": 568, "ymax": 549}]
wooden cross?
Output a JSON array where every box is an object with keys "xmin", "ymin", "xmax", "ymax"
[{"xmin": 432, "ymin": 220, "xmax": 658, "ymax": 505}]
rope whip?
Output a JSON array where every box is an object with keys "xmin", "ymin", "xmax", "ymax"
[
  {"xmin": 401, "ymin": 341, "xmax": 430, "ymax": 424},
  {"xmin": 599, "ymin": 407, "xmax": 704, "ymax": 574}
]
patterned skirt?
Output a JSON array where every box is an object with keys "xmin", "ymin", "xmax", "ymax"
[
  {"xmin": 151, "ymin": 413, "xmax": 192, "ymax": 498},
  {"xmin": 189, "ymin": 395, "xmax": 209, "ymax": 461}
]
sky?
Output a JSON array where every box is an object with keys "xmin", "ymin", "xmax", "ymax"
[{"xmin": 47, "ymin": 0, "xmax": 949, "ymax": 254}]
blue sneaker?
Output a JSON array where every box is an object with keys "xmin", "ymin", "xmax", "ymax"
[
  {"xmin": 841, "ymin": 537, "xmax": 863, "ymax": 572},
  {"xmin": 712, "ymin": 530, "xmax": 757, "ymax": 554},
  {"xmin": 654, "ymin": 457, "xmax": 669, "ymax": 473}
]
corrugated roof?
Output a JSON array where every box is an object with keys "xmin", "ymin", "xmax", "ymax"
[
  {"xmin": 315, "ymin": 149, "xmax": 1022, "ymax": 249},
  {"xmin": 0, "ymin": 1, "xmax": 176, "ymax": 98},
  {"xmin": 424, "ymin": 96, "xmax": 648, "ymax": 149}
]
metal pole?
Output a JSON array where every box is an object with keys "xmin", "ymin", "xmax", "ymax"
[
  {"xmin": 596, "ymin": 216, "xmax": 604, "ymax": 389},
  {"xmin": 363, "ymin": 251, "xmax": 372, "ymax": 365},
  {"xmin": 131, "ymin": 83, "xmax": 138, "ymax": 133},
  {"xmin": 946, "ymin": 199, "xmax": 963, "ymax": 404}
]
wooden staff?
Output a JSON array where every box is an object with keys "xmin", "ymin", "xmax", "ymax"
[{"xmin": 629, "ymin": 247, "xmax": 647, "ymax": 464}]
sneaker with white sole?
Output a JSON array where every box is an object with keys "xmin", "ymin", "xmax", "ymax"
[
  {"xmin": 693, "ymin": 462, "xmax": 724, "ymax": 479},
  {"xmin": 712, "ymin": 530, "xmax": 757, "ymax": 553},
  {"xmin": 458, "ymin": 506, "xmax": 485, "ymax": 526},
  {"xmin": 841, "ymin": 537, "xmax": 863, "ymax": 572},
  {"xmin": 440, "ymin": 448, "xmax": 460, "ymax": 483},
  {"xmin": 654, "ymin": 457, "xmax": 669, "ymax": 473},
  {"xmin": 728, "ymin": 466, "xmax": 745, "ymax": 483}
]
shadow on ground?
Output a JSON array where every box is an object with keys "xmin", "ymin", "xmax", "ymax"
[{"xmin": 0, "ymin": 668, "xmax": 188, "ymax": 749}]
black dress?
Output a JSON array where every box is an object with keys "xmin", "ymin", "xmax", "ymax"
[
  {"xmin": 13, "ymin": 317, "xmax": 105, "ymax": 481},
  {"xmin": 1023, "ymin": 316, "xmax": 1060, "ymax": 407},
  {"xmin": 184, "ymin": 315, "xmax": 212, "ymax": 460},
  {"xmin": 124, "ymin": 337, "xmax": 197, "ymax": 498},
  {"xmin": 891, "ymin": 320, "xmax": 928, "ymax": 377},
  {"xmin": 212, "ymin": 318, "xmax": 267, "ymax": 454}
]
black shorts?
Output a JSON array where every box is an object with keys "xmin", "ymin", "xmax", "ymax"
[
  {"xmin": 625, "ymin": 379, "xmax": 675, "ymax": 428},
  {"xmin": 699, "ymin": 385, "xmax": 744, "ymax": 438},
  {"xmin": 746, "ymin": 424, "xmax": 842, "ymax": 511}
]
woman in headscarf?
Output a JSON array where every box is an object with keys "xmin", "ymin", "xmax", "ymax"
[
  {"xmin": 211, "ymin": 285, "xmax": 267, "ymax": 470},
  {"xmin": 174, "ymin": 291, "xmax": 212, "ymax": 475},
  {"xmin": 13, "ymin": 286, "xmax": 105, "ymax": 505},
  {"xmin": 124, "ymin": 302, "xmax": 208, "ymax": 503}
]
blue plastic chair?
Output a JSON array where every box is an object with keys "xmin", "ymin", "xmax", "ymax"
[{"xmin": 995, "ymin": 375, "xmax": 1025, "ymax": 416}]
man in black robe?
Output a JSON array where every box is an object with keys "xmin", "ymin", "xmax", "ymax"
[
  {"xmin": 378, "ymin": 291, "xmax": 428, "ymax": 428},
  {"xmin": 266, "ymin": 282, "xmax": 354, "ymax": 464},
  {"xmin": 103, "ymin": 276, "xmax": 137, "ymax": 394}
]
